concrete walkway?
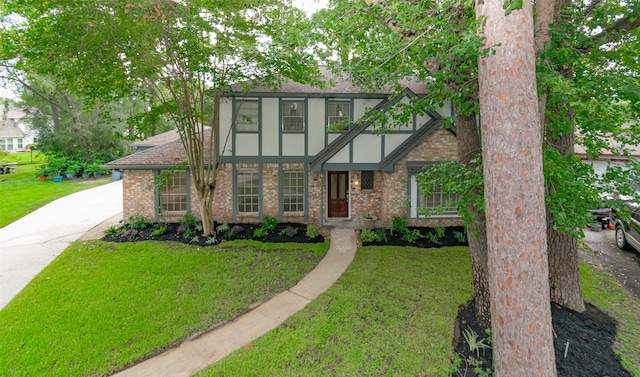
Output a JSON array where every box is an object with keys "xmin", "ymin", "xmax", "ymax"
[
  {"xmin": 113, "ymin": 228, "xmax": 357, "ymax": 377},
  {"xmin": 0, "ymin": 181, "xmax": 123, "ymax": 309}
]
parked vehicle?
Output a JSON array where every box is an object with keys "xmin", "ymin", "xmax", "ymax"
[
  {"xmin": 613, "ymin": 200, "xmax": 640, "ymax": 253},
  {"xmin": 588, "ymin": 207, "xmax": 613, "ymax": 230}
]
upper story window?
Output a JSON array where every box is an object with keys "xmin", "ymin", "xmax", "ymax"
[
  {"xmin": 235, "ymin": 100, "xmax": 259, "ymax": 132},
  {"xmin": 282, "ymin": 100, "xmax": 305, "ymax": 132},
  {"xmin": 328, "ymin": 100, "xmax": 351, "ymax": 132}
]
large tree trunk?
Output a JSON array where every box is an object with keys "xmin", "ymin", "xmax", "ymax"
[
  {"xmin": 535, "ymin": 0, "xmax": 586, "ymax": 313},
  {"xmin": 546, "ymin": 123, "xmax": 586, "ymax": 312},
  {"xmin": 476, "ymin": 0, "xmax": 557, "ymax": 375},
  {"xmin": 456, "ymin": 110, "xmax": 491, "ymax": 328}
]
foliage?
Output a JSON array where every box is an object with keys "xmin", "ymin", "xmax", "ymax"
[
  {"xmin": 305, "ymin": 224, "xmax": 319, "ymax": 239},
  {"xmin": 253, "ymin": 227, "xmax": 268, "ymax": 239},
  {"xmin": 1, "ymin": 0, "xmax": 325, "ymax": 236},
  {"xmin": 402, "ymin": 228, "xmax": 423, "ymax": 244},
  {"xmin": 390, "ymin": 216, "xmax": 409, "ymax": 235},
  {"xmin": 453, "ymin": 230, "xmax": 467, "ymax": 243},
  {"xmin": 261, "ymin": 216, "xmax": 279, "ymax": 233},
  {"xmin": 151, "ymin": 224, "xmax": 167, "ymax": 236},
  {"xmin": 360, "ymin": 228, "xmax": 388, "ymax": 243},
  {"xmin": 128, "ymin": 214, "xmax": 151, "ymax": 231}
]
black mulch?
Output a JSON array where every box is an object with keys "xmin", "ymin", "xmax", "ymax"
[
  {"xmin": 452, "ymin": 300, "xmax": 632, "ymax": 377},
  {"xmin": 103, "ymin": 223, "xmax": 631, "ymax": 376},
  {"xmin": 360, "ymin": 226, "xmax": 468, "ymax": 248},
  {"xmin": 102, "ymin": 222, "xmax": 324, "ymax": 246}
]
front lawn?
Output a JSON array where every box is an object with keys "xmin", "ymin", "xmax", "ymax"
[
  {"xmin": 197, "ymin": 246, "xmax": 475, "ymax": 377},
  {"xmin": 0, "ymin": 240, "xmax": 328, "ymax": 377},
  {"xmin": 0, "ymin": 162, "xmax": 109, "ymax": 228}
]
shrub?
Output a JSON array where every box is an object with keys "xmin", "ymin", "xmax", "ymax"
[
  {"xmin": 390, "ymin": 217, "xmax": 409, "ymax": 235},
  {"xmin": 453, "ymin": 230, "xmax": 467, "ymax": 243},
  {"xmin": 360, "ymin": 228, "xmax": 378, "ymax": 243},
  {"xmin": 305, "ymin": 224, "xmax": 319, "ymax": 239},
  {"xmin": 128, "ymin": 214, "xmax": 150, "ymax": 230},
  {"xmin": 151, "ymin": 224, "xmax": 167, "ymax": 236},
  {"xmin": 253, "ymin": 227, "xmax": 267, "ymax": 239},
  {"xmin": 402, "ymin": 228, "xmax": 423, "ymax": 244},
  {"xmin": 261, "ymin": 215, "xmax": 278, "ymax": 232}
]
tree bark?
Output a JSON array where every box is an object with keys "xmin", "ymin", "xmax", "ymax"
[
  {"xmin": 456, "ymin": 110, "xmax": 491, "ymax": 328},
  {"xmin": 476, "ymin": 0, "xmax": 557, "ymax": 375},
  {"xmin": 534, "ymin": 0, "xmax": 585, "ymax": 312}
]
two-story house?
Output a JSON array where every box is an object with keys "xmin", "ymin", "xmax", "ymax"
[{"xmin": 103, "ymin": 72, "xmax": 462, "ymax": 228}]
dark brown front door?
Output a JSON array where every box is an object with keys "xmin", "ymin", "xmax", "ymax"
[{"xmin": 328, "ymin": 171, "xmax": 349, "ymax": 218}]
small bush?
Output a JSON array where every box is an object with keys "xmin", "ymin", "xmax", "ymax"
[
  {"xmin": 453, "ymin": 230, "xmax": 467, "ymax": 243},
  {"xmin": 283, "ymin": 225, "xmax": 298, "ymax": 237},
  {"xmin": 390, "ymin": 217, "xmax": 409, "ymax": 235},
  {"xmin": 402, "ymin": 228, "xmax": 423, "ymax": 244},
  {"xmin": 261, "ymin": 215, "xmax": 278, "ymax": 232},
  {"xmin": 360, "ymin": 229, "xmax": 378, "ymax": 243},
  {"xmin": 128, "ymin": 214, "xmax": 150, "ymax": 231},
  {"xmin": 253, "ymin": 227, "xmax": 267, "ymax": 239},
  {"xmin": 305, "ymin": 224, "xmax": 319, "ymax": 238},
  {"xmin": 151, "ymin": 224, "xmax": 167, "ymax": 236},
  {"xmin": 179, "ymin": 212, "xmax": 198, "ymax": 228}
]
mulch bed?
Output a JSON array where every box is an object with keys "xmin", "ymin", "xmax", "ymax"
[
  {"xmin": 103, "ymin": 223, "xmax": 630, "ymax": 376},
  {"xmin": 102, "ymin": 222, "xmax": 324, "ymax": 246},
  {"xmin": 452, "ymin": 300, "xmax": 632, "ymax": 376}
]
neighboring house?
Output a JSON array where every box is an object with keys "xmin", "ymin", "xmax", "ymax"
[
  {"xmin": 0, "ymin": 105, "xmax": 34, "ymax": 152},
  {"xmin": 575, "ymin": 133, "xmax": 640, "ymax": 177},
  {"xmin": 104, "ymin": 72, "xmax": 462, "ymax": 227}
]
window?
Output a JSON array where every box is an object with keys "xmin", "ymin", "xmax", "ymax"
[
  {"xmin": 418, "ymin": 183, "xmax": 459, "ymax": 215},
  {"xmin": 17, "ymin": 139, "xmax": 23, "ymax": 149},
  {"xmin": 328, "ymin": 100, "xmax": 351, "ymax": 131},
  {"xmin": 0, "ymin": 139, "xmax": 5, "ymax": 150},
  {"xmin": 235, "ymin": 100, "xmax": 259, "ymax": 132},
  {"xmin": 283, "ymin": 171, "xmax": 305, "ymax": 213},
  {"xmin": 6, "ymin": 139, "xmax": 13, "ymax": 150},
  {"xmin": 361, "ymin": 171, "xmax": 374, "ymax": 190},
  {"xmin": 282, "ymin": 100, "xmax": 305, "ymax": 132},
  {"xmin": 159, "ymin": 171, "xmax": 188, "ymax": 213},
  {"xmin": 237, "ymin": 171, "xmax": 260, "ymax": 213}
]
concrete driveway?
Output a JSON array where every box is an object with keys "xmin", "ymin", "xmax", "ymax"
[
  {"xmin": 583, "ymin": 227, "xmax": 640, "ymax": 298},
  {"xmin": 0, "ymin": 181, "xmax": 123, "ymax": 309}
]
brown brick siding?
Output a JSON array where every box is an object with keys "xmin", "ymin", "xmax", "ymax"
[{"xmin": 121, "ymin": 127, "xmax": 463, "ymax": 228}]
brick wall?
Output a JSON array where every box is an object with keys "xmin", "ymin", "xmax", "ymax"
[
  {"xmin": 122, "ymin": 170, "xmax": 155, "ymax": 222},
  {"xmin": 121, "ymin": 128, "xmax": 462, "ymax": 227}
]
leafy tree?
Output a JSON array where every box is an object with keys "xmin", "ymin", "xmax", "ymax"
[
  {"xmin": 1, "ymin": 0, "xmax": 322, "ymax": 236},
  {"xmin": 14, "ymin": 74, "xmax": 134, "ymax": 163}
]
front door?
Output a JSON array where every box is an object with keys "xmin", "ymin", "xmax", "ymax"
[{"xmin": 328, "ymin": 171, "xmax": 349, "ymax": 218}]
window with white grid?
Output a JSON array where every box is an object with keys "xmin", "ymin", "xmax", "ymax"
[
  {"xmin": 237, "ymin": 171, "xmax": 260, "ymax": 213},
  {"xmin": 235, "ymin": 100, "xmax": 259, "ymax": 132},
  {"xmin": 417, "ymin": 182, "xmax": 459, "ymax": 215},
  {"xmin": 283, "ymin": 171, "xmax": 305, "ymax": 213},
  {"xmin": 282, "ymin": 100, "xmax": 305, "ymax": 132},
  {"xmin": 328, "ymin": 100, "xmax": 351, "ymax": 131},
  {"xmin": 159, "ymin": 171, "xmax": 188, "ymax": 213}
]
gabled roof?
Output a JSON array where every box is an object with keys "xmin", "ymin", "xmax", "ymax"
[
  {"xmin": 0, "ymin": 123, "xmax": 26, "ymax": 138},
  {"xmin": 310, "ymin": 87, "xmax": 450, "ymax": 172}
]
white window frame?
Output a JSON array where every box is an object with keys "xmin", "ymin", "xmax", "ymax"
[
  {"xmin": 328, "ymin": 100, "xmax": 351, "ymax": 132},
  {"xmin": 237, "ymin": 171, "xmax": 260, "ymax": 213},
  {"xmin": 410, "ymin": 175, "xmax": 459, "ymax": 217},
  {"xmin": 283, "ymin": 171, "xmax": 305, "ymax": 213},
  {"xmin": 235, "ymin": 100, "xmax": 259, "ymax": 133},
  {"xmin": 282, "ymin": 100, "xmax": 305, "ymax": 132},
  {"xmin": 159, "ymin": 170, "xmax": 188, "ymax": 214}
]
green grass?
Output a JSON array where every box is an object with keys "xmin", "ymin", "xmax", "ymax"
[
  {"xmin": 0, "ymin": 159, "xmax": 109, "ymax": 228},
  {"xmin": 196, "ymin": 246, "xmax": 475, "ymax": 377},
  {"xmin": 0, "ymin": 239, "xmax": 329, "ymax": 377},
  {"xmin": 580, "ymin": 262, "xmax": 640, "ymax": 375}
]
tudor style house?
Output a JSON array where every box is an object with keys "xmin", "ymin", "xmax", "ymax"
[{"xmin": 104, "ymin": 72, "xmax": 462, "ymax": 228}]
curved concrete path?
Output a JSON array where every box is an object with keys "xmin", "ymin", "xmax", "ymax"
[
  {"xmin": 112, "ymin": 228, "xmax": 357, "ymax": 377},
  {"xmin": 0, "ymin": 180, "xmax": 123, "ymax": 309}
]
